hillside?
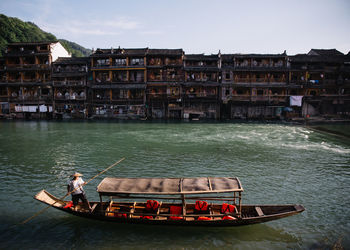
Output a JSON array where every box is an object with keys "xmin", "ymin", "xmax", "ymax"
[{"xmin": 0, "ymin": 14, "xmax": 91, "ymax": 57}]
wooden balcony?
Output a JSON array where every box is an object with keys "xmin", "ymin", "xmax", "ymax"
[
  {"xmin": 230, "ymin": 95, "xmax": 251, "ymax": 101},
  {"xmin": 147, "ymin": 93, "xmax": 167, "ymax": 99},
  {"xmin": 228, "ymin": 95, "xmax": 288, "ymax": 103},
  {"xmin": 9, "ymin": 95, "xmax": 52, "ymax": 102},
  {"xmin": 0, "ymin": 96, "xmax": 8, "ymax": 102},
  {"xmin": 110, "ymin": 98, "xmax": 144, "ymax": 104},
  {"xmin": 234, "ymin": 78, "xmax": 287, "ymax": 84},
  {"xmin": 53, "ymin": 81, "xmax": 86, "ymax": 87},
  {"xmin": 93, "ymin": 97, "xmax": 111, "ymax": 103},
  {"xmin": 147, "ymin": 75, "xmax": 163, "ymax": 81},
  {"xmin": 6, "ymin": 64, "xmax": 50, "ymax": 71},
  {"xmin": 165, "ymin": 75, "xmax": 183, "ymax": 81},
  {"xmin": 184, "ymin": 93, "xmax": 218, "ymax": 100},
  {"xmin": 55, "ymin": 95, "xmax": 86, "ymax": 101},
  {"xmin": 234, "ymin": 65, "xmax": 287, "ymax": 71}
]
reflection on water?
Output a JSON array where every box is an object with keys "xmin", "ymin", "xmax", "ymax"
[
  {"xmin": 3, "ymin": 216, "xmax": 300, "ymax": 249},
  {"xmin": 0, "ymin": 121, "xmax": 349, "ymax": 249}
]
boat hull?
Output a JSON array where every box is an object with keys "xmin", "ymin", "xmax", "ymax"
[{"xmin": 34, "ymin": 190, "xmax": 305, "ymax": 226}]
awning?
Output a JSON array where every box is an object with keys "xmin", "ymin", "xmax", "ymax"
[{"xmin": 97, "ymin": 177, "xmax": 243, "ymax": 195}]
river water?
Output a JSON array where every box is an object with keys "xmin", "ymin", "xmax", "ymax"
[{"xmin": 0, "ymin": 121, "xmax": 349, "ymax": 249}]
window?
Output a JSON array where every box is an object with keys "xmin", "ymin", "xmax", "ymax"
[
  {"xmin": 42, "ymin": 88, "xmax": 50, "ymax": 95},
  {"xmin": 131, "ymin": 58, "xmax": 144, "ymax": 66},
  {"xmin": 97, "ymin": 59, "xmax": 110, "ymax": 66},
  {"xmin": 237, "ymin": 89, "xmax": 243, "ymax": 95},
  {"xmin": 310, "ymin": 90, "xmax": 317, "ymax": 96},
  {"xmin": 113, "ymin": 72, "xmax": 127, "ymax": 82},
  {"xmin": 115, "ymin": 58, "xmax": 126, "ymax": 66},
  {"xmin": 39, "ymin": 45, "xmax": 48, "ymax": 51}
]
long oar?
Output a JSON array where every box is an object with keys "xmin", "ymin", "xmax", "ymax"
[{"xmin": 19, "ymin": 157, "xmax": 125, "ymax": 225}]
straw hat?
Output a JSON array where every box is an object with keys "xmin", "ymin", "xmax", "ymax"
[{"xmin": 71, "ymin": 172, "xmax": 83, "ymax": 177}]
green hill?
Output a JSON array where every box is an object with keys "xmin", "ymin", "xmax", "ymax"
[{"xmin": 0, "ymin": 14, "xmax": 91, "ymax": 57}]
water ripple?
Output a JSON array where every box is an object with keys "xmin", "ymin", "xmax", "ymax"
[{"xmin": 0, "ymin": 121, "xmax": 349, "ymax": 249}]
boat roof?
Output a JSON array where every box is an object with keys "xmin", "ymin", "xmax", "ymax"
[{"xmin": 97, "ymin": 177, "xmax": 243, "ymax": 195}]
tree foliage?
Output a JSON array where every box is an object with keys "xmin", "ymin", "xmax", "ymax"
[{"xmin": 0, "ymin": 14, "xmax": 91, "ymax": 57}]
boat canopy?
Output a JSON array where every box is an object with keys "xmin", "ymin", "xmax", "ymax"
[{"xmin": 97, "ymin": 177, "xmax": 243, "ymax": 196}]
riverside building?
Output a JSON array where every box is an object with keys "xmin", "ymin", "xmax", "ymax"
[{"xmin": 0, "ymin": 42, "xmax": 349, "ymax": 120}]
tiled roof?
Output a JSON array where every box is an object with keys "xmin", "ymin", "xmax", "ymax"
[
  {"xmin": 7, "ymin": 41, "xmax": 58, "ymax": 46},
  {"xmin": 290, "ymin": 54, "xmax": 344, "ymax": 63},
  {"xmin": 54, "ymin": 57, "xmax": 89, "ymax": 64},
  {"xmin": 93, "ymin": 48, "xmax": 148, "ymax": 56},
  {"xmin": 185, "ymin": 54, "xmax": 219, "ymax": 60},
  {"xmin": 233, "ymin": 53, "xmax": 287, "ymax": 58},
  {"xmin": 147, "ymin": 49, "xmax": 183, "ymax": 56},
  {"xmin": 308, "ymin": 49, "xmax": 344, "ymax": 56}
]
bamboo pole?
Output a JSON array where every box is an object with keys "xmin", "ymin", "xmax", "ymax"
[{"xmin": 19, "ymin": 158, "xmax": 125, "ymax": 225}]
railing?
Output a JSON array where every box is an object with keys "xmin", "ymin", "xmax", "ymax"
[
  {"xmin": 22, "ymin": 79, "xmax": 38, "ymax": 82},
  {"xmin": 165, "ymin": 59, "xmax": 182, "ymax": 66},
  {"xmin": 6, "ymin": 64, "xmax": 50, "ymax": 70},
  {"xmin": 113, "ymin": 63, "xmax": 127, "ymax": 67},
  {"xmin": 53, "ymin": 68, "xmax": 87, "ymax": 73},
  {"xmin": 95, "ymin": 79, "xmax": 112, "ymax": 83},
  {"xmin": 93, "ymin": 97, "xmax": 111, "ymax": 102},
  {"xmin": 0, "ymin": 96, "xmax": 8, "ymax": 102},
  {"xmin": 234, "ymin": 65, "xmax": 286, "ymax": 70},
  {"xmin": 184, "ymin": 93, "xmax": 217, "ymax": 99},
  {"xmin": 250, "ymin": 78, "xmax": 267, "ymax": 82},
  {"xmin": 147, "ymin": 76, "xmax": 163, "ymax": 81},
  {"xmin": 21, "ymin": 96, "xmax": 41, "ymax": 101},
  {"xmin": 147, "ymin": 93, "xmax": 167, "ymax": 99},
  {"xmin": 5, "ymin": 50, "xmax": 37, "ymax": 55},
  {"xmin": 165, "ymin": 75, "xmax": 184, "ymax": 81},
  {"xmin": 129, "ymin": 63, "xmax": 145, "ymax": 67},
  {"xmin": 230, "ymin": 95, "xmax": 251, "ymax": 101},
  {"xmin": 250, "ymin": 96, "xmax": 271, "ymax": 101},
  {"xmin": 95, "ymin": 63, "xmax": 111, "ymax": 67},
  {"xmin": 234, "ymin": 78, "xmax": 251, "ymax": 83},
  {"xmin": 290, "ymin": 79, "xmax": 338, "ymax": 85},
  {"xmin": 110, "ymin": 79, "xmax": 129, "ymax": 83},
  {"xmin": 234, "ymin": 78, "xmax": 286, "ymax": 84},
  {"xmin": 167, "ymin": 94, "xmax": 181, "ymax": 98},
  {"xmin": 9, "ymin": 95, "xmax": 52, "ymax": 101},
  {"xmin": 6, "ymin": 79, "xmax": 22, "ymax": 83},
  {"xmin": 129, "ymin": 79, "xmax": 145, "ymax": 83},
  {"xmin": 227, "ymin": 95, "xmax": 288, "ymax": 102},
  {"xmin": 111, "ymin": 98, "xmax": 144, "ymax": 102},
  {"xmin": 147, "ymin": 61, "xmax": 163, "ymax": 66},
  {"xmin": 55, "ymin": 95, "xmax": 86, "ymax": 100},
  {"xmin": 322, "ymin": 80, "xmax": 337, "ymax": 85},
  {"xmin": 53, "ymin": 81, "xmax": 86, "ymax": 86}
]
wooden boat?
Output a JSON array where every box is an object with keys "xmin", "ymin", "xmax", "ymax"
[{"xmin": 34, "ymin": 177, "xmax": 305, "ymax": 226}]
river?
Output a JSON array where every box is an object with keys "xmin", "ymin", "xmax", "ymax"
[{"xmin": 0, "ymin": 121, "xmax": 349, "ymax": 249}]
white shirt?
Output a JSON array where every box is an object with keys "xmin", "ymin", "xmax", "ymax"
[{"xmin": 68, "ymin": 177, "xmax": 85, "ymax": 195}]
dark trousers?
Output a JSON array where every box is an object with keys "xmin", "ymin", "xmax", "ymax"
[{"xmin": 72, "ymin": 192, "xmax": 88, "ymax": 206}]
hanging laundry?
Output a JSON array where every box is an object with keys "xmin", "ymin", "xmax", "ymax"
[{"xmin": 290, "ymin": 96, "xmax": 303, "ymax": 107}]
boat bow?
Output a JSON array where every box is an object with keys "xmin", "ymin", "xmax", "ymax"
[{"xmin": 34, "ymin": 190, "xmax": 65, "ymax": 208}]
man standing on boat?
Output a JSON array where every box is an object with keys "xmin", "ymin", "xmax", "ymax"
[{"xmin": 67, "ymin": 172, "xmax": 92, "ymax": 212}]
